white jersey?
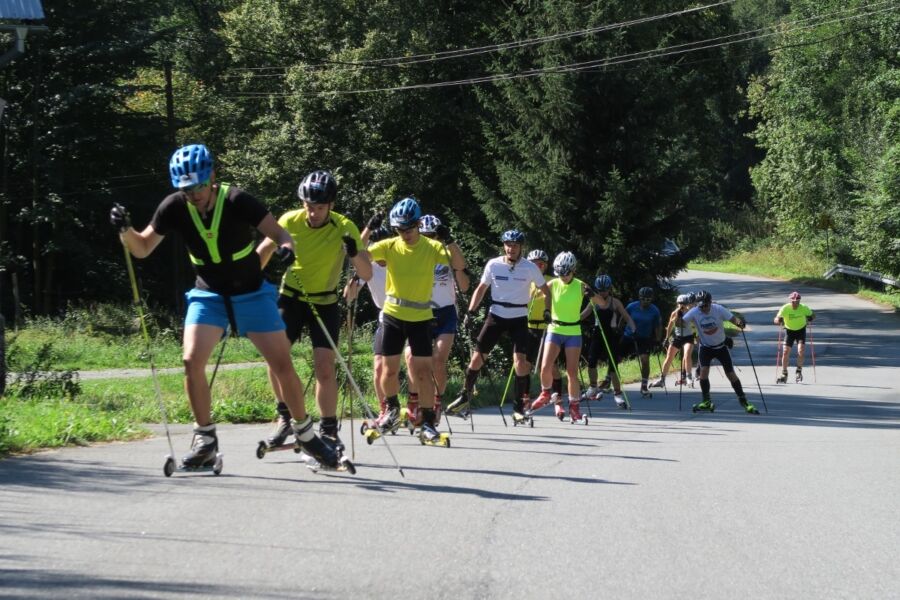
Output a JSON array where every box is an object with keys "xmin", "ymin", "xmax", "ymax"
[
  {"xmin": 431, "ymin": 263, "xmax": 456, "ymax": 308},
  {"xmin": 683, "ymin": 303, "xmax": 732, "ymax": 348},
  {"xmin": 480, "ymin": 256, "xmax": 546, "ymax": 319},
  {"xmin": 363, "ymin": 262, "xmax": 387, "ymax": 310}
]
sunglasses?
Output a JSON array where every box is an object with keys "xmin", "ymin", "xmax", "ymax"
[
  {"xmin": 394, "ymin": 225, "xmax": 417, "ymax": 233},
  {"xmin": 182, "ymin": 181, "xmax": 209, "ymax": 194}
]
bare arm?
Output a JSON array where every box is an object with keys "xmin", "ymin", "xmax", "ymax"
[
  {"xmin": 120, "ymin": 224, "xmax": 165, "ymax": 259},
  {"xmin": 256, "ymin": 214, "xmax": 292, "ymax": 269},
  {"xmin": 467, "ymin": 281, "xmax": 489, "ymax": 313},
  {"xmin": 616, "ymin": 299, "xmax": 637, "ymax": 332},
  {"xmin": 539, "ymin": 283, "xmax": 551, "ymax": 314},
  {"xmin": 445, "ymin": 242, "xmax": 469, "ymax": 292},
  {"xmin": 664, "ymin": 310, "xmax": 678, "ymax": 340}
]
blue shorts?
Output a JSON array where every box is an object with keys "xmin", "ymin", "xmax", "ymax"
[
  {"xmin": 184, "ymin": 281, "xmax": 285, "ymax": 336},
  {"xmin": 546, "ymin": 332, "xmax": 582, "ymax": 349},
  {"xmin": 432, "ymin": 304, "xmax": 458, "ymax": 338}
]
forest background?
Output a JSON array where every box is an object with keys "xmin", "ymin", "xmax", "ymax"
[{"xmin": 1, "ymin": 0, "xmax": 898, "ymax": 322}]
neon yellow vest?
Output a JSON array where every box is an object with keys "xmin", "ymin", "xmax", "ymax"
[{"xmin": 185, "ymin": 184, "xmax": 255, "ymax": 266}]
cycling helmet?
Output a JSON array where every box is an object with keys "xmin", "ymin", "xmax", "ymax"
[
  {"xmin": 639, "ymin": 287, "xmax": 654, "ymax": 300},
  {"xmin": 676, "ymin": 293, "xmax": 691, "ymax": 304},
  {"xmin": 500, "ymin": 230, "xmax": 526, "ymax": 243},
  {"xmin": 696, "ymin": 290, "xmax": 712, "ymax": 305},
  {"xmin": 389, "ymin": 197, "xmax": 422, "ymax": 228},
  {"xmin": 687, "ymin": 292, "xmax": 697, "ymax": 304},
  {"xmin": 594, "ymin": 274, "xmax": 613, "ymax": 291},
  {"xmin": 527, "ymin": 249, "xmax": 549, "ymax": 262},
  {"xmin": 789, "ymin": 291, "xmax": 801, "ymax": 301},
  {"xmin": 368, "ymin": 226, "xmax": 393, "ymax": 243},
  {"xmin": 552, "ymin": 251, "xmax": 577, "ymax": 276},
  {"xmin": 419, "ymin": 214, "xmax": 441, "ymax": 234},
  {"xmin": 297, "ymin": 170, "xmax": 337, "ymax": 204},
  {"xmin": 169, "ymin": 144, "xmax": 213, "ymax": 189}
]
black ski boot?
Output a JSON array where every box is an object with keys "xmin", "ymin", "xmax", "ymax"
[
  {"xmin": 292, "ymin": 417, "xmax": 340, "ymax": 468},
  {"xmin": 319, "ymin": 417, "xmax": 345, "ymax": 455},
  {"xmin": 266, "ymin": 402, "xmax": 294, "ymax": 448},
  {"xmin": 418, "ymin": 408, "xmax": 450, "ymax": 447},
  {"xmin": 776, "ymin": 369, "xmax": 788, "ymax": 384},
  {"xmin": 795, "ymin": 367, "xmax": 803, "ymax": 383},
  {"xmin": 182, "ymin": 424, "xmax": 219, "ymax": 469},
  {"xmin": 446, "ymin": 390, "xmax": 470, "ymax": 418}
]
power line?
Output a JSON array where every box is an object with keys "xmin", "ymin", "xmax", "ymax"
[{"xmin": 221, "ymin": 2, "xmax": 896, "ymax": 98}]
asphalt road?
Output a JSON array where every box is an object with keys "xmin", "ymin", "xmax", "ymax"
[{"xmin": 2, "ymin": 270, "xmax": 898, "ymax": 599}]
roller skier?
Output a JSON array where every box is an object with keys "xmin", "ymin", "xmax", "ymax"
[
  {"xmin": 774, "ymin": 291, "xmax": 815, "ymax": 383},
  {"xmin": 620, "ymin": 287, "xmax": 663, "ymax": 398},
  {"xmin": 582, "ymin": 275, "xmax": 636, "ymax": 409}
]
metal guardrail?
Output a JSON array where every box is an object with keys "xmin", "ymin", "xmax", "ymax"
[{"xmin": 823, "ymin": 264, "xmax": 900, "ymax": 288}]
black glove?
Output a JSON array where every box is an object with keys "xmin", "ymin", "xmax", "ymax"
[
  {"xmin": 735, "ymin": 317, "xmax": 746, "ymax": 330},
  {"xmin": 776, "ymin": 317, "xmax": 784, "ymax": 325},
  {"xmin": 109, "ymin": 203, "xmax": 131, "ymax": 232},
  {"xmin": 342, "ymin": 234, "xmax": 358, "ymax": 258},
  {"xmin": 543, "ymin": 309, "xmax": 552, "ymax": 324},
  {"xmin": 274, "ymin": 245, "xmax": 295, "ymax": 266},
  {"xmin": 435, "ymin": 224, "xmax": 453, "ymax": 243},
  {"xmin": 366, "ymin": 213, "xmax": 384, "ymax": 231}
]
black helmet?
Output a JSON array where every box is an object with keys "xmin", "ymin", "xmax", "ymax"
[
  {"xmin": 696, "ymin": 290, "xmax": 712, "ymax": 305},
  {"xmin": 298, "ymin": 170, "xmax": 337, "ymax": 204},
  {"xmin": 368, "ymin": 226, "xmax": 393, "ymax": 243},
  {"xmin": 638, "ymin": 287, "xmax": 654, "ymax": 300}
]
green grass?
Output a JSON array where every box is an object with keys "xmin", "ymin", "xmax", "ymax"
[{"xmin": 690, "ymin": 245, "xmax": 900, "ymax": 311}]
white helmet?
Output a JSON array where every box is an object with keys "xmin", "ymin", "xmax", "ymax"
[
  {"xmin": 527, "ymin": 249, "xmax": 549, "ymax": 262},
  {"xmin": 552, "ymin": 251, "xmax": 577, "ymax": 276},
  {"xmin": 419, "ymin": 214, "xmax": 441, "ymax": 234}
]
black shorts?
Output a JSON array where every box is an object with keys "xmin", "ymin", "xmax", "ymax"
[
  {"xmin": 476, "ymin": 313, "xmax": 530, "ymax": 356},
  {"xmin": 278, "ymin": 296, "xmax": 340, "ymax": 349},
  {"xmin": 620, "ymin": 335, "xmax": 653, "ymax": 357},
  {"xmin": 525, "ymin": 327, "xmax": 545, "ymax": 364},
  {"xmin": 372, "ymin": 316, "xmax": 385, "ymax": 356},
  {"xmin": 672, "ymin": 335, "xmax": 695, "ymax": 349},
  {"xmin": 381, "ymin": 313, "xmax": 433, "ymax": 358},
  {"xmin": 698, "ymin": 344, "xmax": 735, "ymax": 373},
  {"xmin": 784, "ymin": 327, "xmax": 806, "ymax": 347},
  {"xmin": 586, "ymin": 327, "xmax": 619, "ymax": 368}
]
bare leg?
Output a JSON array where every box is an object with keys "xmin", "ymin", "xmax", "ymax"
[
  {"xmin": 248, "ymin": 331, "xmax": 307, "ymax": 421},
  {"xmin": 182, "ymin": 324, "xmax": 224, "ymax": 426}
]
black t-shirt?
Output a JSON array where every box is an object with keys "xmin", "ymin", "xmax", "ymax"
[{"xmin": 150, "ymin": 184, "xmax": 269, "ymax": 295}]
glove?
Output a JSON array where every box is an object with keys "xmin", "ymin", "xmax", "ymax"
[
  {"xmin": 274, "ymin": 245, "xmax": 295, "ymax": 266},
  {"xmin": 543, "ymin": 309, "xmax": 552, "ymax": 324},
  {"xmin": 736, "ymin": 317, "xmax": 746, "ymax": 330},
  {"xmin": 776, "ymin": 317, "xmax": 784, "ymax": 325},
  {"xmin": 366, "ymin": 212, "xmax": 384, "ymax": 231},
  {"xmin": 463, "ymin": 312, "xmax": 472, "ymax": 331},
  {"xmin": 109, "ymin": 203, "xmax": 131, "ymax": 232},
  {"xmin": 342, "ymin": 234, "xmax": 358, "ymax": 258},
  {"xmin": 435, "ymin": 224, "xmax": 453, "ymax": 243}
]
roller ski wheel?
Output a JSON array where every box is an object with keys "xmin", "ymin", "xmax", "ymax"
[
  {"xmin": 163, "ymin": 456, "xmax": 175, "ymax": 477},
  {"xmin": 256, "ymin": 439, "xmax": 302, "ymax": 459},
  {"xmin": 174, "ymin": 452, "xmax": 224, "ymax": 476},
  {"xmin": 776, "ymin": 372, "xmax": 788, "ymax": 384},
  {"xmin": 511, "ymin": 411, "xmax": 534, "ymax": 427},
  {"xmin": 795, "ymin": 370, "xmax": 803, "ymax": 383},
  {"xmin": 364, "ymin": 427, "xmax": 381, "ymax": 445}
]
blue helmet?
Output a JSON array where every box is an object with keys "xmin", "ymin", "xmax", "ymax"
[
  {"xmin": 389, "ymin": 197, "xmax": 422, "ymax": 228},
  {"xmin": 297, "ymin": 170, "xmax": 337, "ymax": 204},
  {"xmin": 419, "ymin": 214, "xmax": 441, "ymax": 234},
  {"xmin": 501, "ymin": 230, "xmax": 525, "ymax": 243},
  {"xmin": 169, "ymin": 144, "xmax": 213, "ymax": 189},
  {"xmin": 553, "ymin": 251, "xmax": 577, "ymax": 276},
  {"xmin": 594, "ymin": 274, "xmax": 612, "ymax": 291}
]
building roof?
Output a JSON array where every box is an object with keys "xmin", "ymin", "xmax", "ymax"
[{"xmin": 0, "ymin": 0, "xmax": 44, "ymax": 20}]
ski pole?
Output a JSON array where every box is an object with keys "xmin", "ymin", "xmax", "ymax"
[
  {"xmin": 299, "ymin": 282, "xmax": 404, "ymax": 477},
  {"xmin": 655, "ymin": 345, "xmax": 668, "ymax": 398},
  {"xmin": 122, "ymin": 242, "xmax": 176, "ymax": 468},
  {"xmin": 808, "ymin": 323, "xmax": 817, "ymax": 383},
  {"xmin": 344, "ymin": 294, "xmax": 358, "ymax": 461},
  {"xmin": 740, "ymin": 328, "xmax": 768, "ymax": 414},
  {"xmin": 590, "ymin": 303, "xmax": 631, "ymax": 410},
  {"xmin": 207, "ymin": 330, "xmax": 229, "ymax": 391},
  {"xmin": 775, "ymin": 324, "xmax": 783, "ymax": 383},
  {"xmin": 578, "ymin": 355, "xmax": 593, "ymax": 418}
]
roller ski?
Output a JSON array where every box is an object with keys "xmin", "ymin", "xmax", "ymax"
[
  {"xmin": 640, "ymin": 384, "xmax": 652, "ymax": 399},
  {"xmin": 739, "ymin": 396, "xmax": 760, "ymax": 415},
  {"xmin": 364, "ymin": 401, "xmax": 401, "ymax": 445},
  {"xmin": 512, "ymin": 399, "xmax": 534, "ymax": 427},
  {"xmin": 527, "ymin": 390, "xmax": 552, "ymax": 416},
  {"xmin": 360, "ymin": 398, "xmax": 387, "ymax": 436},
  {"xmin": 776, "ymin": 370, "xmax": 788, "ymax": 384},
  {"xmin": 674, "ymin": 372, "xmax": 693, "ymax": 387},
  {"xmin": 581, "ymin": 386, "xmax": 602, "ymax": 402},
  {"xmin": 691, "ymin": 397, "xmax": 715, "ymax": 413},
  {"xmin": 445, "ymin": 391, "xmax": 471, "ymax": 420},
  {"xmin": 649, "ymin": 377, "xmax": 666, "ymax": 389},
  {"xmin": 256, "ymin": 407, "xmax": 302, "ymax": 459},
  {"xmin": 614, "ymin": 393, "xmax": 628, "ymax": 410},
  {"xmin": 402, "ymin": 401, "xmax": 419, "ymax": 435},
  {"xmin": 568, "ymin": 399, "xmax": 588, "ymax": 425},
  {"xmin": 418, "ymin": 409, "xmax": 450, "ymax": 447},
  {"xmin": 167, "ymin": 424, "xmax": 223, "ymax": 476},
  {"xmin": 292, "ymin": 418, "xmax": 356, "ymax": 474},
  {"xmin": 795, "ymin": 368, "xmax": 803, "ymax": 383}
]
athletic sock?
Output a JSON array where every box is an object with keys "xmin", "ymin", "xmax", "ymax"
[
  {"xmin": 514, "ymin": 375, "xmax": 530, "ymax": 400},
  {"xmin": 730, "ymin": 379, "xmax": 745, "ymax": 396},
  {"xmin": 464, "ymin": 368, "xmax": 480, "ymax": 392},
  {"xmin": 552, "ymin": 378, "xmax": 563, "ymax": 395},
  {"xmin": 700, "ymin": 379, "xmax": 711, "ymax": 395}
]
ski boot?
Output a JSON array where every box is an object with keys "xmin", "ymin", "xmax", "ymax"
[
  {"xmin": 795, "ymin": 368, "xmax": 803, "ymax": 383},
  {"xmin": 776, "ymin": 370, "xmax": 788, "ymax": 384},
  {"xmin": 739, "ymin": 396, "xmax": 760, "ymax": 415},
  {"xmin": 256, "ymin": 404, "xmax": 301, "ymax": 459},
  {"xmin": 649, "ymin": 377, "xmax": 666, "ymax": 389},
  {"xmin": 512, "ymin": 398, "xmax": 534, "ymax": 427},
  {"xmin": 640, "ymin": 384, "xmax": 652, "ymax": 398},
  {"xmin": 582, "ymin": 385, "xmax": 600, "ymax": 402},
  {"xmin": 418, "ymin": 409, "xmax": 451, "ymax": 447},
  {"xmin": 446, "ymin": 391, "xmax": 470, "ymax": 420},
  {"xmin": 403, "ymin": 401, "xmax": 419, "ymax": 435},
  {"xmin": 691, "ymin": 397, "xmax": 715, "ymax": 413},
  {"xmin": 614, "ymin": 393, "xmax": 628, "ymax": 410},
  {"xmin": 360, "ymin": 397, "xmax": 387, "ymax": 436},
  {"xmin": 674, "ymin": 371, "xmax": 688, "ymax": 386},
  {"xmin": 365, "ymin": 402, "xmax": 401, "ymax": 445},
  {"xmin": 319, "ymin": 418, "xmax": 346, "ymax": 456},
  {"xmin": 569, "ymin": 399, "xmax": 588, "ymax": 425},
  {"xmin": 553, "ymin": 394, "xmax": 566, "ymax": 421},
  {"xmin": 528, "ymin": 390, "xmax": 552, "ymax": 415},
  {"xmin": 175, "ymin": 424, "xmax": 223, "ymax": 476},
  {"xmin": 293, "ymin": 417, "xmax": 356, "ymax": 474}
]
